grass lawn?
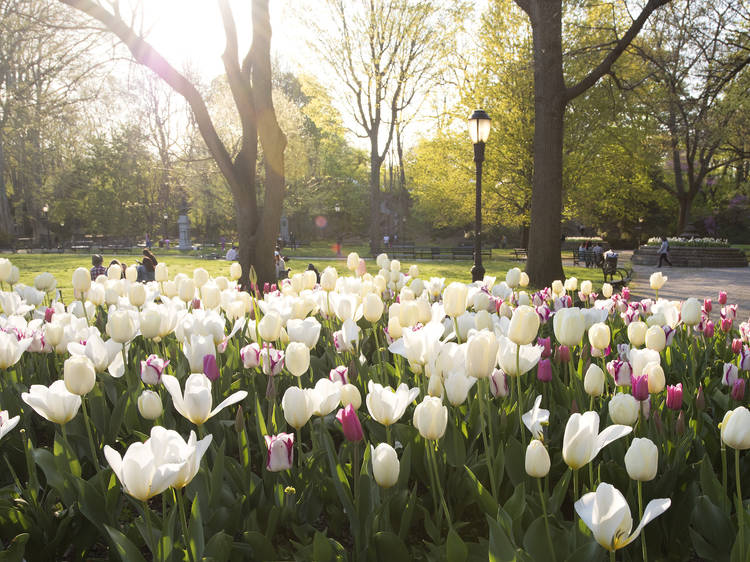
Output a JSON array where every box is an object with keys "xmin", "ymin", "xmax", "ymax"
[{"xmin": 7, "ymin": 248, "xmax": 614, "ymax": 302}]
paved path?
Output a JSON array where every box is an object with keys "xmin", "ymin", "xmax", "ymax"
[{"xmin": 628, "ymin": 255, "xmax": 750, "ymax": 318}]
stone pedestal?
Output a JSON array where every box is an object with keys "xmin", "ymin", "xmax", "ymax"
[{"xmin": 178, "ymin": 215, "xmax": 191, "ymax": 250}]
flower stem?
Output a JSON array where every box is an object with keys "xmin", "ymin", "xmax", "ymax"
[
  {"xmin": 429, "ymin": 442, "xmax": 452, "ymax": 529},
  {"xmin": 515, "ymin": 374, "xmax": 525, "ymax": 450},
  {"xmin": 537, "ymin": 477, "xmax": 555, "ymax": 561},
  {"xmin": 80, "ymin": 398, "xmax": 101, "ymax": 475},
  {"xmin": 386, "ymin": 425, "xmax": 392, "ymax": 447},
  {"xmin": 638, "ymin": 480, "xmax": 648, "ymax": 562},
  {"xmin": 176, "ymin": 489, "xmax": 196, "ymax": 562},
  {"xmin": 477, "ymin": 381, "xmax": 496, "ymax": 497},
  {"xmin": 736, "ymin": 449, "xmax": 745, "ymax": 562},
  {"xmin": 142, "ymin": 500, "xmax": 161, "ymax": 562},
  {"xmin": 610, "ymin": 550, "xmax": 616, "ymax": 562},
  {"xmin": 722, "ymin": 444, "xmax": 728, "ymax": 501},
  {"xmin": 453, "ymin": 317, "xmax": 461, "ymax": 344}
]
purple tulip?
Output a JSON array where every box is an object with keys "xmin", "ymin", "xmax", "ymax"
[
  {"xmin": 265, "ymin": 433, "xmax": 294, "ymax": 472},
  {"xmin": 732, "ymin": 379, "xmax": 746, "ymax": 401},
  {"xmin": 676, "ymin": 411, "xmax": 686, "ymax": 435},
  {"xmin": 490, "ymin": 369, "xmax": 508, "ymax": 398},
  {"xmin": 537, "ymin": 337, "xmax": 551, "ymax": 359},
  {"xmin": 203, "ymin": 354, "xmax": 219, "ymax": 381},
  {"xmin": 44, "ymin": 307, "xmax": 55, "ymax": 323},
  {"xmin": 631, "ymin": 374, "xmax": 649, "ymax": 401},
  {"xmin": 336, "ymin": 405, "xmax": 364, "ymax": 442},
  {"xmin": 696, "ymin": 384, "xmax": 705, "ymax": 411},
  {"xmin": 663, "ymin": 326, "xmax": 676, "ymax": 346},
  {"xmin": 191, "ymin": 298, "xmax": 201, "ymax": 310},
  {"xmin": 240, "ymin": 343, "xmax": 261, "ymax": 369},
  {"xmin": 666, "ymin": 383, "xmax": 683, "ymax": 410},
  {"xmin": 537, "ymin": 359, "xmax": 552, "ymax": 382},
  {"xmin": 704, "ymin": 321, "xmax": 715, "ymax": 338}
]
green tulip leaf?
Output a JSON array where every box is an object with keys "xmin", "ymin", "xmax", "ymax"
[
  {"xmin": 242, "ymin": 531, "xmax": 278, "ymax": 560},
  {"xmin": 487, "ymin": 513, "xmax": 518, "ymax": 562},
  {"xmin": 204, "ymin": 531, "xmax": 233, "ymax": 562},
  {"xmin": 313, "ymin": 531, "xmax": 334, "ymax": 562},
  {"xmin": 104, "ymin": 524, "xmax": 148, "ymax": 562},
  {"xmin": 463, "ymin": 465, "xmax": 498, "ymax": 516},
  {"xmin": 0, "ymin": 533, "xmax": 29, "ymax": 562},
  {"xmin": 549, "ymin": 469, "xmax": 572, "ymax": 514},
  {"xmin": 689, "ymin": 495, "xmax": 733, "ymax": 562},
  {"xmin": 446, "ymin": 528, "xmax": 468, "ymax": 562},
  {"xmin": 374, "ymin": 531, "xmax": 410, "ymax": 562},
  {"xmin": 188, "ymin": 493, "xmax": 205, "ymax": 561}
]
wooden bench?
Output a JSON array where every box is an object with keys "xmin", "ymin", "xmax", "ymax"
[
  {"xmin": 601, "ymin": 256, "xmax": 631, "ymax": 288},
  {"xmin": 513, "ymin": 248, "xmax": 527, "ymax": 260},
  {"xmin": 374, "ymin": 246, "xmax": 491, "ymax": 260}
]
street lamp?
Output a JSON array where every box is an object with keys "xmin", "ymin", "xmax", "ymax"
[
  {"xmin": 468, "ymin": 109, "xmax": 491, "ymax": 282},
  {"xmin": 41, "ymin": 204, "xmax": 50, "ymax": 249}
]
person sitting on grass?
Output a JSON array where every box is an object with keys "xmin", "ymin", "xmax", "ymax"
[
  {"xmin": 90, "ymin": 254, "xmax": 106, "ymax": 280},
  {"xmin": 136, "ymin": 256, "xmax": 155, "ymax": 283}
]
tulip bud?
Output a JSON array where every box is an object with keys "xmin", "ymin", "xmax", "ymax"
[
  {"xmin": 537, "ymin": 359, "xmax": 552, "ymax": 382},
  {"xmin": 580, "ymin": 280, "xmax": 593, "ymax": 296},
  {"xmin": 336, "ymin": 405, "xmax": 364, "ymax": 442},
  {"xmin": 644, "ymin": 362, "xmax": 665, "ymax": 394},
  {"xmin": 606, "ymin": 359, "xmax": 632, "ymax": 386},
  {"xmin": 129, "ymin": 283, "xmax": 146, "ymax": 307},
  {"xmin": 125, "ymin": 265, "xmax": 138, "ymax": 283},
  {"xmin": 140, "ymin": 355, "xmax": 169, "ymax": 385},
  {"xmin": 258, "ymin": 311, "xmax": 282, "ymax": 342},
  {"xmin": 508, "ymin": 305, "xmax": 540, "ymax": 346},
  {"xmin": 666, "ymin": 383, "xmax": 682, "ymax": 410},
  {"xmin": 537, "ymin": 337, "xmax": 551, "ymax": 359},
  {"xmin": 505, "ymin": 267, "xmax": 521, "ymax": 289},
  {"xmin": 723, "ymin": 363, "xmax": 739, "ymax": 387},
  {"xmin": 387, "ymin": 316, "xmax": 403, "ymax": 340},
  {"xmin": 282, "ymin": 387, "xmax": 312, "ymax": 429},
  {"xmin": 320, "ymin": 267, "xmax": 337, "ymax": 291},
  {"xmin": 720, "ymin": 407, "xmax": 750, "ymax": 449},
  {"xmin": 696, "ymin": 384, "xmax": 705, "ymax": 410},
  {"xmin": 519, "ymin": 271, "xmax": 530, "ymax": 287},
  {"xmin": 443, "ymin": 282, "xmax": 468, "ymax": 318},
  {"xmin": 137, "ymin": 390, "xmax": 163, "ymax": 420},
  {"xmin": 732, "ymin": 339, "xmax": 743, "ymax": 355},
  {"xmin": 466, "ymin": 331, "xmax": 499, "ymax": 379},
  {"xmin": 624, "ymin": 437, "xmax": 658, "ymax": 482},
  {"xmin": 732, "ymin": 379, "xmax": 746, "ymax": 401},
  {"xmin": 329, "ymin": 366, "xmax": 349, "ymax": 385},
  {"xmin": 265, "ymin": 433, "xmax": 294, "ymax": 471},
  {"xmin": 155, "ymin": 262, "xmax": 168, "ymax": 282},
  {"xmin": 584, "ymin": 364, "xmax": 605, "ymax": 397},
  {"xmin": 107, "ymin": 310, "xmax": 136, "ymax": 343},
  {"xmin": 601, "ymin": 283, "xmax": 613, "ymax": 299},
  {"xmin": 525, "ymin": 439, "xmax": 550, "ymax": 478},
  {"xmin": 609, "ymin": 393, "xmax": 639, "ymax": 425},
  {"xmin": 588, "ymin": 323, "xmax": 610, "ymax": 350},
  {"xmin": 555, "ymin": 345, "xmax": 571, "ymax": 363},
  {"xmin": 72, "ymin": 267, "xmax": 91, "ymax": 296},
  {"xmin": 285, "ymin": 342, "xmax": 310, "ymax": 377},
  {"xmin": 627, "ymin": 321, "xmax": 647, "ymax": 347},
  {"xmin": 139, "ymin": 309, "xmax": 161, "ymax": 339},
  {"xmin": 551, "ymin": 280, "xmax": 564, "ymax": 296},
  {"xmin": 631, "ymin": 374, "xmax": 649, "ymax": 402},
  {"xmin": 346, "ymin": 252, "xmax": 360, "ymax": 271},
  {"xmin": 203, "ymin": 354, "xmax": 219, "ymax": 382},
  {"xmin": 681, "ymin": 298, "xmax": 701, "ymax": 326},
  {"xmin": 363, "ymin": 293, "xmax": 384, "ymax": 323},
  {"xmin": 645, "ymin": 325, "xmax": 666, "ymax": 352},
  {"xmin": 240, "ymin": 343, "xmax": 261, "ymax": 368},
  {"xmin": 371, "ymin": 443, "xmax": 399, "ymax": 488},
  {"xmin": 339, "ymin": 383, "xmax": 362, "ymax": 410},
  {"xmin": 703, "ymin": 298, "xmax": 713, "ymax": 315},
  {"xmin": 704, "ymin": 321, "xmax": 715, "ymax": 338},
  {"xmin": 721, "ymin": 317, "xmax": 732, "ymax": 333},
  {"xmin": 675, "ymin": 411, "xmax": 686, "ymax": 435},
  {"xmin": 718, "ymin": 291, "xmax": 728, "ymax": 305},
  {"xmin": 64, "ymin": 355, "xmax": 96, "ymax": 395},
  {"xmin": 490, "ymin": 369, "xmax": 508, "ymax": 398},
  {"xmin": 413, "ymin": 396, "xmax": 448, "ymax": 440}
]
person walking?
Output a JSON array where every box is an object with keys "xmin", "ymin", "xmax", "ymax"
[{"xmin": 657, "ymin": 236, "xmax": 672, "ymax": 267}]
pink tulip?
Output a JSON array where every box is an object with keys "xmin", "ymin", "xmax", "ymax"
[
  {"xmin": 666, "ymin": 383, "xmax": 683, "ymax": 410},
  {"xmin": 703, "ymin": 298, "xmax": 712, "ymax": 315},
  {"xmin": 732, "ymin": 379, "xmax": 746, "ymax": 401},
  {"xmin": 336, "ymin": 405, "xmax": 364, "ymax": 442},
  {"xmin": 555, "ymin": 345, "xmax": 571, "ymax": 363},
  {"xmin": 44, "ymin": 307, "xmax": 55, "ymax": 323},
  {"xmin": 621, "ymin": 287, "xmax": 630, "ymax": 300},
  {"xmin": 704, "ymin": 321, "xmax": 715, "ymax": 338},
  {"xmin": 718, "ymin": 291, "xmax": 727, "ymax": 305},
  {"xmin": 356, "ymin": 259, "xmax": 367, "ymax": 277},
  {"xmin": 265, "ymin": 433, "xmax": 294, "ymax": 472},
  {"xmin": 720, "ymin": 317, "xmax": 732, "ymax": 332},
  {"xmin": 732, "ymin": 339, "xmax": 743, "ymax": 355}
]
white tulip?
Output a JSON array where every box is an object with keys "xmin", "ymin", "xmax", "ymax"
[
  {"xmin": 162, "ymin": 373, "xmax": 246, "ymax": 426},
  {"xmin": 22, "ymin": 380, "xmax": 81, "ymax": 425},
  {"xmin": 366, "ymin": 381, "xmax": 419, "ymax": 426},
  {"xmin": 562, "ymin": 411, "xmax": 631, "ymax": 470}
]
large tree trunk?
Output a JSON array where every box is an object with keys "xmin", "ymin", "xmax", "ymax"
[
  {"xmin": 676, "ymin": 194, "xmax": 693, "ymax": 234},
  {"xmin": 525, "ymin": 2, "xmax": 566, "ymax": 287}
]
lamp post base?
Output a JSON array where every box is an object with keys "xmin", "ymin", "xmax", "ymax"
[{"xmin": 471, "ymin": 262, "xmax": 485, "ymax": 283}]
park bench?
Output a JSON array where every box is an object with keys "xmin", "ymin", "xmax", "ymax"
[
  {"xmin": 513, "ymin": 248, "xmax": 527, "ymax": 260},
  {"xmin": 601, "ymin": 255, "xmax": 631, "ymax": 289},
  {"xmin": 374, "ymin": 246, "xmax": 491, "ymax": 260}
]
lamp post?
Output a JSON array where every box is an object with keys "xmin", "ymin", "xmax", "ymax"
[
  {"xmin": 41, "ymin": 204, "xmax": 50, "ymax": 249},
  {"xmin": 468, "ymin": 110, "xmax": 491, "ymax": 282}
]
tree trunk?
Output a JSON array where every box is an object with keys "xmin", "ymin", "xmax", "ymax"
[
  {"xmin": 525, "ymin": 2, "xmax": 566, "ymax": 287},
  {"xmin": 676, "ymin": 194, "xmax": 692, "ymax": 234},
  {"xmin": 369, "ymin": 144, "xmax": 381, "ymax": 254},
  {"xmin": 0, "ymin": 135, "xmax": 15, "ymax": 241}
]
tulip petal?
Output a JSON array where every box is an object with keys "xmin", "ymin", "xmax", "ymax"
[
  {"xmin": 161, "ymin": 374, "xmax": 188, "ymax": 419},
  {"xmin": 0, "ymin": 415, "xmax": 19, "ymax": 440},
  {"xmin": 619, "ymin": 498, "xmax": 671, "ymax": 548},
  {"xmin": 574, "ymin": 491, "xmax": 597, "ymax": 535},
  {"xmin": 104, "ymin": 445, "xmax": 124, "ymax": 483},
  {"xmin": 208, "ymin": 390, "xmax": 248, "ymax": 419},
  {"xmin": 108, "ymin": 351, "xmax": 125, "ymax": 379},
  {"xmin": 592, "ymin": 424, "xmax": 632, "ymax": 462}
]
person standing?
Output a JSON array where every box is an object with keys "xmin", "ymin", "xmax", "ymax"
[{"xmin": 657, "ymin": 237, "xmax": 672, "ymax": 267}]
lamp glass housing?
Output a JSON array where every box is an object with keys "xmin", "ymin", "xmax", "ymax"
[{"xmin": 468, "ymin": 110, "xmax": 491, "ymax": 144}]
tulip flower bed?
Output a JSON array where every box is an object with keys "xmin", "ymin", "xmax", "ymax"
[{"xmin": 0, "ymin": 254, "xmax": 748, "ymax": 561}]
